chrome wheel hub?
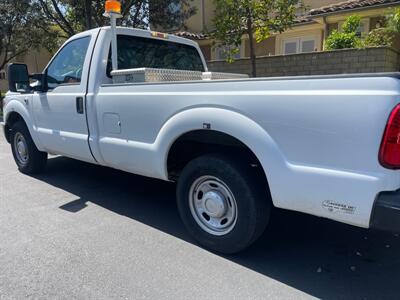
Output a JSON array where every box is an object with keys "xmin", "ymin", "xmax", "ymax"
[
  {"xmin": 203, "ymin": 191, "xmax": 226, "ymax": 218},
  {"xmin": 14, "ymin": 132, "xmax": 29, "ymax": 164},
  {"xmin": 189, "ymin": 176, "xmax": 238, "ymax": 236}
]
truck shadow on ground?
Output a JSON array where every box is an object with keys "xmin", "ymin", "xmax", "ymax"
[{"xmin": 35, "ymin": 156, "xmax": 400, "ymax": 300}]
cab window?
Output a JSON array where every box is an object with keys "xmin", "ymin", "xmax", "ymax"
[
  {"xmin": 46, "ymin": 36, "xmax": 91, "ymax": 88},
  {"xmin": 107, "ymin": 35, "xmax": 205, "ymax": 76}
]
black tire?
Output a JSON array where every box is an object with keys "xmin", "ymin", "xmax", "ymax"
[
  {"xmin": 177, "ymin": 154, "xmax": 271, "ymax": 254},
  {"xmin": 10, "ymin": 121, "xmax": 47, "ymax": 174}
]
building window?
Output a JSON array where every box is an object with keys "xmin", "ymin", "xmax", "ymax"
[
  {"xmin": 214, "ymin": 44, "xmax": 241, "ymax": 60},
  {"xmin": 283, "ymin": 37, "xmax": 316, "ymax": 55},
  {"xmin": 0, "ymin": 71, "xmax": 6, "ymax": 80},
  {"xmin": 284, "ymin": 39, "xmax": 298, "ymax": 55},
  {"xmin": 301, "ymin": 39, "xmax": 315, "ymax": 53}
]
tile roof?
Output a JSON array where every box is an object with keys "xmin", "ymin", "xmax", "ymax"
[
  {"xmin": 175, "ymin": 0, "xmax": 400, "ymax": 41},
  {"xmin": 174, "ymin": 16, "xmax": 314, "ymax": 40},
  {"xmin": 310, "ymin": 0, "xmax": 400, "ymax": 16},
  {"xmin": 174, "ymin": 31, "xmax": 209, "ymax": 40},
  {"xmin": 294, "ymin": 15, "xmax": 314, "ymax": 24}
]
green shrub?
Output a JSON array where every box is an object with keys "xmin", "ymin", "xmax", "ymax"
[
  {"xmin": 324, "ymin": 15, "xmax": 362, "ymax": 50},
  {"xmin": 342, "ymin": 15, "xmax": 362, "ymax": 34},
  {"xmin": 363, "ymin": 28, "xmax": 394, "ymax": 47},
  {"xmin": 325, "ymin": 31, "xmax": 361, "ymax": 50}
]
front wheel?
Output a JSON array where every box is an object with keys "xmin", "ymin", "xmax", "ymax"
[
  {"xmin": 10, "ymin": 121, "xmax": 47, "ymax": 174},
  {"xmin": 177, "ymin": 154, "xmax": 271, "ymax": 254}
]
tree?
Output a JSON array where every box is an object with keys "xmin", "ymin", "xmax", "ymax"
[
  {"xmin": 0, "ymin": 0, "xmax": 56, "ymax": 71},
  {"xmin": 387, "ymin": 7, "xmax": 400, "ymax": 33},
  {"xmin": 211, "ymin": 0, "xmax": 300, "ymax": 77},
  {"xmin": 37, "ymin": 0, "xmax": 196, "ymax": 38}
]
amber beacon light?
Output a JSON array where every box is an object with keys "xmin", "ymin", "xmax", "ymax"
[{"xmin": 105, "ymin": 0, "xmax": 121, "ymax": 15}]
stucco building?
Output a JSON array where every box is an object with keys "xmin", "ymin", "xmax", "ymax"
[
  {"xmin": 0, "ymin": 50, "xmax": 52, "ymax": 93},
  {"xmin": 167, "ymin": 0, "xmax": 400, "ymax": 61}
]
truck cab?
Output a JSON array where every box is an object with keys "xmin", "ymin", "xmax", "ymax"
[{"xmin": 8, "ymin": 28, "xmax": 208, "ymax": 162}]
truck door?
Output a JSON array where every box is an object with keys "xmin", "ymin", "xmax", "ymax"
[{"xmin": 32, "ymin": 35, "xmax": 95, "ymax": 163}]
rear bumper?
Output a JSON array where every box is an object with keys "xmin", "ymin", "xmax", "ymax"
[{"xmin": 370, "ymin": 189, "xmax": 400, "ymax": 233}]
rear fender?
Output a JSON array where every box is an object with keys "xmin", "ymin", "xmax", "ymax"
[{"xmin": 155, "ymin": 107, "xmax": 286, "ymax": 207}]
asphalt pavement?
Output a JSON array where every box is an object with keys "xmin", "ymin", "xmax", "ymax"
[{"xmin": 0, "ymin": 133, "xmax": 399, "ymax": 300}]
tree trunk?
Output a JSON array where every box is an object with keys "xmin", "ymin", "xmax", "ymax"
[
  {"xmin": 246, "ymin": 13, "xmax": 256, "ymax": 77},
  {"xmin": 84, "ymin": 0, "xmax": 92, "ymax": 30},
  {"xmin": 247, "ymin": 29, "xmax": 257, "ymax": 77},
  {"xmin": 48, "ymin": 0, "xmax": 76, "ymax": 37}
]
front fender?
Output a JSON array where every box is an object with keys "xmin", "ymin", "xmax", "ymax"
[
  {"xmin": 4, "ymin": 99, "xmax": 45, "ymax": 151},
  {"xmin": 154, "ymin": 107, "xmax": 287, "ymax": 206}
]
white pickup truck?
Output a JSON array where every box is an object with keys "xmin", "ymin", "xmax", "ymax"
[{"xmin": 2, "ymin": 26, "xmax": 400, "ymax": 254}]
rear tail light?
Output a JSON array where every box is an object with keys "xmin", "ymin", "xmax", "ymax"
[{"xmin": 379, "ymin": 104, "xmax": 400, "ymax": 169}]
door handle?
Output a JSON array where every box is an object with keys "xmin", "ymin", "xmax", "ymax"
[{"xmin": 76, "ymin": 97, "xmax": 84, "ymax": 114}]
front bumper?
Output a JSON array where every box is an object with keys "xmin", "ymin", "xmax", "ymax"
[{"xmin": 370, "ymin": 189, "xmax": 400, "ymax": 233}]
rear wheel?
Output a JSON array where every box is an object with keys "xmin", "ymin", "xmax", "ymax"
[
  {"xmin": 177, "ymin": 154, "xmax": 271, "ymax": 254},
  {"xmin": 10, "ymin": 121, "xmax": 47, "ymax": 174}
]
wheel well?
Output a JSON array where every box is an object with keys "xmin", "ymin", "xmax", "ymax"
[
  {"xmin": 4, "ymin": 112, "xmax": 25, "ymax": 143},
  {"xmin": 167, "ymin": 130, "xmax": 268, "ymax": 184}
]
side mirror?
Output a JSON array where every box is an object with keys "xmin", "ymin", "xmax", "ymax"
[
  {"xmin": 7, "ymin": 63, "xmax": 31, "ymax": 93},
  {"xmin": 30, "ymin": 73, "xmax": 48, "ymax": 92}
]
